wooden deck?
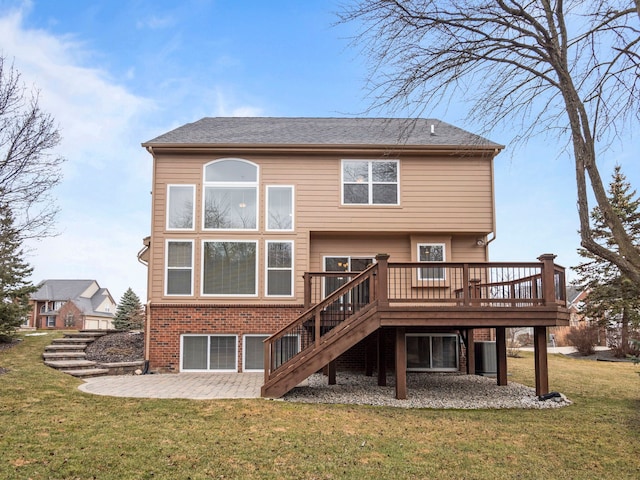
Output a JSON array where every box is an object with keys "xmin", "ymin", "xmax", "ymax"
[{"xmin": 262, "ymin": 254, "xmax": 570, "ymax": 399}]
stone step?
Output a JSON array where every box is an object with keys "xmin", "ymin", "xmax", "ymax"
[
  {"xmin": 64, "ymin": 368, "xmax": 110, "ymax": 378},
  {"xmin": 51, "ymin": 338, "xmax": 94, "ymax": 345},
  {"xmin": 79, "ymin": 329, "xmax": 110, "ymax": 335},
  {"xmin": 66, "ymin": 331, "xmax": 107, "ymax": 339},
  {"xmin": 45, "ymin": 344, "xmax": 87, "ymax": 351},
  {"xmin": 43, "ymin": 352, "xmax": 87, "ymax": 361},
  {"xmin": 44, "ymin": 359, "xmax": 98, "ymax": 370}
]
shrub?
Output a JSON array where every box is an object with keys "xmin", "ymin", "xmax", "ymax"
[{"xmin": 566, "ymin": 324, "xmax": 599, "ymax": 356}]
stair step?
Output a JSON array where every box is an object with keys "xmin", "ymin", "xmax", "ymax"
[
  {"xmin": 43, "ymin": 352, "xmax": 86, "ymax": 360},
  {"xmin": 51, "ymin": 338, "xmax": 94, "ymax": 345},
  {"xmin": 44, "ymin": 359, "xmax": 98, "ymax": 370},
  {"xmin": 66, "ymin": 331, "xmax": 107, "ymax": 339},
  {"xmin": 79, "ymin": 330, "xmax": 109, "ymax": 336},
  {"xmin": 64, "ymin": 368, "xmax": 110, "ymax": 378},
  {"xmin": 45, "ymin": 344, "xmax": 87, "ymax": 351}
]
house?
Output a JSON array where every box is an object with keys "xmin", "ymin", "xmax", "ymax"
[
  {"xmin": 140, "ymin": 117, "xmax": 569, "ymax": 399},
  {"xmin": 28, "ymin": 280, "xmax": 116, "ymax": 330}
]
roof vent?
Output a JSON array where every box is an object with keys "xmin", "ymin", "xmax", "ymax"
[{"xmin": 430, "ymin": 124, "xmax": 435, "ymax": 135}]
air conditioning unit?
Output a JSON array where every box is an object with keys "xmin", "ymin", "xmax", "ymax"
[{"xmin": 474, "ymin": 341, "xmax": 497, "ymax": 375}]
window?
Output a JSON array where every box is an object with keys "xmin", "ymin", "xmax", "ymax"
[
  {"xmin": 167, "ymin": 185, "xmax": 195, "ymax": 230},
  {"xmin": 266, "ymin": 241, "xmax": 293, "ymax": 297},
  {"xmin": 342, "ymin": 160, "xmax": 398, "ymax": 205},
  {"xmin": 266, "ymin": 185, "xmax": 294, "ymax": 231},
  {"xmin": 64, "ymin": 313, "xmax": 75, "ymax": 327},
  {"xmin": 181, "ymin": 335, "xmax": 237, "ymax": 371},
  {"xmin": 406, "ymin": 334, "xmax": 459, "ymax": 371},
  {"xmin": 244, "ymin": 335, "xmax": 268, "ymax": 371},
  {"xmin": 323, "ymin": 256, "xmax": 374, "ymax": 301},
  {"xmin": 166, "ymin": 241, "xmax": 193, "ymax": 295},
  {"xmin": 202, "ymin": 241, "xmax": 257, "ymax": 295},
  {"xmin": 243, "ymin": 334, "xmax": 300, "ymax": 371},
  {"xmin": 203, "ymin": 159, "xmax": 258, "ymax": 230},
  {"xmin": 417, "ymin": 243, "xmax": 445, "ymax": 280},
  {"xmin": 46, "ymin": 316, "xmax": 55, "ymax": 327}
]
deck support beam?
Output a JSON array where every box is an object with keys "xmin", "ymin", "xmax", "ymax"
[
  {"xmin": 465, "ymin": 329, "xmax": 475, "ymax": 374},
  {"xmin": 395, "ymin": 327, "xmax": 407, "ymax": 400},
  {"xmin": 496, "ymin": 327, "xmax": 508, "ymax": 386},
  {"xmin": 326, "ymin": 360, "xmax": 336, "ymax": 385},
  {"xmin": 534, "ymin": 326, "xmax": 549, "ymax": 396}
]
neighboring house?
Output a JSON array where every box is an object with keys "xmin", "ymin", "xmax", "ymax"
[
  {"xmin": 552, "ymin": 286, "xmax": 609, "ymax": 347},
  {"xmin": 140, "ymin": 117, "xmax": 569, "ymax": 398},
  {"xmin": 29, "ymin": 280, "xmax": 116, "ymax": 330}
]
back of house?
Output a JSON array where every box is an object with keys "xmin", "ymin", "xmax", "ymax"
[{"xmin": 141, "ymin": 117, "xmax": 506, "ymax": 375}]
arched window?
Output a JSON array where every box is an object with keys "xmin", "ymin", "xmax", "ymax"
[{"xmin": 203, "ymin": 159, "xmax": 258, "ymax": 230}]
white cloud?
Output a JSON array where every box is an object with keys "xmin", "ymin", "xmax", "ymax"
[{"xmin": 136, "ymin": 15, "xmax": 175, "ymax": 30}]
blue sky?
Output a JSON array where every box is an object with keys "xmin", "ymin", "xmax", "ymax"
[{"xmin": 0, "ymin": 0, "xmax": 637, "ymax": 302}]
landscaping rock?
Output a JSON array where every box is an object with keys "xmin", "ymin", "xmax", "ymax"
[{"xmin": 85, "ymin": 331, "xmax": 144, "ymax": 363}]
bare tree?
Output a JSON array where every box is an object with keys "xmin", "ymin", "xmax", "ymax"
[
  {"xmin": 340, "ymin": 1, "xmax": 640, "ymax": 283},
  {"xmin": 0, "ymin": 56, "xmax": 64, "ymax": 239}
]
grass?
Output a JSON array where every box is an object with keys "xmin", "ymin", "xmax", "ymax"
[{"xmin": 1, "ymin": 332, "xmax": 639, "ymax": 480}]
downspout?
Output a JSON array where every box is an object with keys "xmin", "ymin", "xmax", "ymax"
[
  {"xmin": 142, "ymin": 145, "xmax": 157, "ymax": 373},
  {"xmin": 485, "ymin": 151, "xmax": 499, "ymax": 261}
]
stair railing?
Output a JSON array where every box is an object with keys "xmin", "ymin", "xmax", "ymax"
[{"xmin": 263, "ymin": 262, "xmax": 379, "ymax": 384}]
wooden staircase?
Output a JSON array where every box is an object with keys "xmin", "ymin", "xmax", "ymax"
[
  {"xmin": 43, "ymin": 331, "xmax": 110, "ymax": 378},
  {"xmin": 262, "ymin": 263, "xmax": 381, "ymax": 398}
]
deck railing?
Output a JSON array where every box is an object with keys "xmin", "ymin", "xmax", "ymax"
[
  {"xmin": 302, "ymin": 254, "xmax": 566, "ymax": 308},
  {"xmin": 265, "ymin": 254, "xmax": 566, "ymax": 382}
]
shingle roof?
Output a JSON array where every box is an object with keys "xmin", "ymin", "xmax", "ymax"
[
  {"xmin": 143, "ymin": 117, "xmax": 502, "ymax": 148},
  {"xmin": 31, "ymin": 280, "xmax": 115, "ymax": 318},
  {"xmin": 31, "ymin": 280, "xmax": 95, "ymax": 301}
]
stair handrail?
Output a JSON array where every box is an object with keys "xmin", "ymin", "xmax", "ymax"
[{"xmin": 264, "ymin": 262, "xmax": 379, "ymax": 383}]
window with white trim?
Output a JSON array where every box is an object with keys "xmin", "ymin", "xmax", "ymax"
[
  {"xmin": 167, "ymin": 185, "xmax": 195, "ymax": 230},
  {"xmin": 266, "ymin": 241, "xmax": 293, "ymax": 297},
  {"xmin": 181, "ymin": 335, "xmax": 237, "ymax": 371},
  {"xmin": 243, "ymin": 334, "xmax": 300, "ymax": 371},
  {"xmin": 203, "ymin": 159, "xmax": 258, "ymax": 230},
  {"xmin": 244, "ymin": 335, "xmax": 268, "ymax": 371},
  {"xmin": 166, "ymin": 240, "xmax": 193, "ymax": 295},
  {"xmin": 417, "ymin": 243, "xmax": 446, "ymax": 280},
  {"xmin": 202, "ymin": 240, "xmax": 257, "ymax": 296},
  {"xmin": 266, "ymin": 185, "xmax": 294, "ymax": 231},
  {"xmin": 406, "ymin": 334, "xmax": 459, "ymax": 371},
  {"xmin": 342, "ymin": 160, "xmax": 399, "ymax": 205}
]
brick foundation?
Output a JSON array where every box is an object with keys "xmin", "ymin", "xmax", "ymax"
[
  {"xmin": 148, "ymin": 304, "xmax": 304, "ymax": 372},
  {"xmin": 148, "ymin": 304, "xmax": 481, "ymax": 374}
]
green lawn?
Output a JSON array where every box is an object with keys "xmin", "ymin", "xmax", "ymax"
[{"xmin": 1, "ymin": 332, "xmax": 639, "ymax": 479}]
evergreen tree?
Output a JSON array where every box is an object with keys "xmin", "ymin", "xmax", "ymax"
[
  {"xmin": 0, "ymin": 200, "xmax": 36, "ymax": 341},
  {"xmin": 573, "ymin": 166, "xmax": 640, "ymax": 356},
  {"xmin": 114, "ymin": 288, "xmax": 145, "ymax": 330}
]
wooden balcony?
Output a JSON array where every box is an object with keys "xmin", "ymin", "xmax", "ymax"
[{"xmin": 262, "ymin": 254, "xmax": 569, "ymax": 399}]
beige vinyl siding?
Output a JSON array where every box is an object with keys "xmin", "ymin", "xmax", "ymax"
[{"xmin": 148, "ymin": 152, "xmax": 495, "ymax": 302}]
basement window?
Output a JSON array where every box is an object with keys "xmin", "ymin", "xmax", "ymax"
[{"xmin": 406, "ymin": 334, "xmax": 459, "ymax": 372}]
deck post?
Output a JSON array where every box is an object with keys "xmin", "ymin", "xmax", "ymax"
[
  {"xmin": 534, "ymin": 326, "xmax": 549, "ymax": 396},
  {"xmin": 538, "ymin": 254, "xmax": 558, "ymax": 306},
  {"xmin": 303, "ymin": 273, "xmax": 312, "ymax": 309},
  {"xmin": 375, "ymin": 253, "xmax": 390, "ymax": 308},
  {"xmin": 465, "ymin": 329, "xmax": 475, "ymax": 374},
  {"xmin": 495, "ymin": 327, "xmax": 508, "ymax": 386},
  {"xmin": 378, "ymin": 329, "xmax": 387, "ymax": 386},
  {"xmin": 395, "ymin": 327, "xmax": 407, "ymax": 400},
  {"xmin": 327, "ymin": 360, "xmax": 336, "ymax": 385},
  {"xmin": 263, "ymin": 338, "xmax": 271, "ymax": 384}
]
